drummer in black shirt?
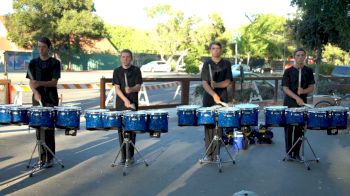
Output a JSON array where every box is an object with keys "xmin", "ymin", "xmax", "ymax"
[
  {"xmin": 112, "ymin": 49, "xmax": 143, "ymax": 165},
  {"xmin": 282, "ymin": 48, "xmax": 315, "ymax": 160},
  {"xmin": 27, "ymin": 37, "xmax": 61, "ymax": 168},
  {"xmin": 201, "ymin": 41, "xmax": 233, "ymax": 161}
]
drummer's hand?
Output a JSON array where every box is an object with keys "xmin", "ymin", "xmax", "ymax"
[
  {"xmin": 125, "ymin": 86, "xmax": 131, "ymax": 94},
  {"xmin": 33, "ymin": 91, "xmax": 41, "ymax": 103},
  {"xmin": 30, "ymin": 80, "xmax": 39, "ymax": 88},
  {"xmin": 296, "ymin": 97, "xmax": 305, "ymax": 106},
  {"xmin": 213, "ymin": 94, "xmax": 221, "ymax": 104},
  {"xmin": 210, "ymin": 81, "xmax": 216, "ymax": 89},
  {"xmin": 124, "ymin": 99, "xmax": 131, "ymax": 108},
  {"xmin": 231, "ymin": 99, "xmax": 237, "ymax": 104},
  {"xmin": 298, "ymin": 87, "xmax": 304, "ymax": 95}
]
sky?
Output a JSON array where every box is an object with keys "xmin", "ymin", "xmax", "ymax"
[{"xmin": 0, "ymin": 0, "xmax": 297, "ymax": 30}]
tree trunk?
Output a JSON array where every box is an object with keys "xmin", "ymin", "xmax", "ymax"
[{"xmin": 314, "ymin": 47, "xmax": 322, "ymax": 95}]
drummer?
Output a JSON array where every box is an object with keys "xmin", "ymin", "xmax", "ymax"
[
  {"xmin": 201, "ymin": 41, "xmax": 233, "ymax": 161},
  {"xmin": 112, "ymin": 49, "xmax": 143, "ymax": 165},
  {"xmin": 282, "ymin": 48, "xmax": 315, "ymax": 160},
  {"xmin": 27, "ymin": 37, "xmax": 61, "ymax": 168}
]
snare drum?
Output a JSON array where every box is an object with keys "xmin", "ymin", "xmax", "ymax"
[
  {"xmin": 124, "ymin": 111, "xmax": 147, "ymax": 132},
  {"xmin": 29, "ymin": 107, "xmax": 55, "ymax": 128},
  {"xmin": 85, "ymin": 109, "xmax": 109, "ymax": 130},
  {"xmin": 146, "ymin": 110, "xmax": 168, "ymax": 133},
  {"xmin": 307, "ymin": 108, "xmax": 331, "ymax": 130},
  {"xmin": 102, "ymin": 111, "xmax": 123, "ymax": 129},
  {"xmin": 196, "ymin": 107, "xmax": 216, "ymax": 125},
  {"xmin": 55, "ymin": 106, "xmax": 81, "ymax": 129},
  {"xmin": 10, "ymin": 105, "xmax": 30, "ymax": 124},
  {"xmin": 285, "ymin": 107, "xmax": 307, "ymax": 125},
  {"xmin": 177, "ymin": 105, "xmax": 200, "ymax": 126},
  {"xmin": 264, "ymin": 106, "xmax": 287, "ymax": 127},
  {"xmin": 235, "ymin": 104, "xmax": 259, "ymax": 126},
  {"xmin": 327, "ymin": 106, "xmax": 349, "ymax": 129},
  {"xmin": 217, "ymin": 107, "xmax": 241, "ymax": 128},
  {"xmin": 0, "ymin": 104, "xmax": 13, "ymax": 124}
]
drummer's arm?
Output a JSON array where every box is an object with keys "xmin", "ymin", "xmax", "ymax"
[
  {"xmin": 283, "ymin": 86, "xmax": 304, "ymax": 105},
  {"xmin": 34, "ymin": 79, "xmax": 58, "ymax": 88},
  {"xmin": 300, "ymin": 84, "xmax": 315, "ymax": 95},
  {"xmin": 115, "ymin": 85, "xmax": 130, "ymax": 103},
  {"xmin": 203, "ymin": 81, "xmax": 221, "ymax": 104},
  {"xmin": 127, "ymin": 84, "xmax": 141, "ymax": 93},
  {"xmin": 211, "ymin": 79, "xmax": 231, "ymax": 89}
]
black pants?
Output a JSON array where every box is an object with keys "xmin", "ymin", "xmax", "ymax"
[
  {"xmin": 118, "ymin": 130, "xmax": 136, "ymax": 160},
  {"xmin": 36, "ymin": 127, "xmax": 55, "ymax": 162},
  {"xmin": 284, "ymin": 124, "xmax": 303, "ymax": 156},
  {"xmin": 204, "ymin": 125, "xmax": 222, "ymax": 158}
]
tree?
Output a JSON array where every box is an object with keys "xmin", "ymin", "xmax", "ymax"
[
  {"xmin": 5, "ymin": 0, "xmax": 106, "ymax": 70},
  {"xmin": 291, "ymin": 0, "xmax": 350, "ymax": 93}
]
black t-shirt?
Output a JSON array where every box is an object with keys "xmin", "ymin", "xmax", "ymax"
[
  {"xmin": 26, "ymin": 57, "xmax": 61, "ymax": 106},
  {"xmin": 112, "ymin": 65, "xmax": 143, "ymax": 111},
  {"xmin": 201, "ymin": 58, "xmax": 233, "ymax": 107},
  {"xmin": 282, "ymin": 66, "xmax": 315, "ymax": 107}
]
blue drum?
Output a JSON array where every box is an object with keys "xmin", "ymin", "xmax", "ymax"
[
  {"xmin": 177, "ymin": 105, "xmax": 200, "ymax": 126},
  {"xmin": 85, "ymin": 109, "xmax": 109, "ymax": 130},
  {"xmin": 0, "ymin": 104, "xmax": 12, "ymax": 124},
  {"xmin": 10, "ymin": 105, "xmax": 30, "ymax": 124},
  {"xmin": 55, "ymin": 106, "xmax": 81, "ymax": 129},
  {"xmin": 217, "ymin": 107, "xmax": 241, "ymax": 128},
  {"xmin": 124, "ymin": 111, "xmax": 147, "ymax": 132},
  {"xmin": 29, "ymin": 107, "xmax": 55, "ymax": 128},
  {"xmin": 307, "ymin": 108, "xmax": 331, "ymax": 130},
  {"xmin": 285, "ymin": 107, "xmax": 307, "ymax": 125},
  {"xmin": 196, "ymin": 107, "xmax": 216, "ymax": 125},
  {"xmin": 264, "ymin": 106, "xmax": 287, "ymax": 127},
  {"xmin": 102, "ymin": 111, "xmax": 123, "ymax": 129},
  {"xmin": 235, "ymin": 104, "xmax": 259, "ymax": 126},
  {"xmin": 327, "ymin": 106, "xmax": 349, "ymax": 129},
  {"xmin": 146, "ymin": 110, "xmax": 169, "ymax": 133}
]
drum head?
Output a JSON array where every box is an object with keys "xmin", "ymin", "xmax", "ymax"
[
  {"xmin": 217, "ymin": 107, "xmax": 240, "ymax": 112},
  {"xmin": 146, "ymin": 109, "xmax": 168, "ymax": 115},
  {"xmin": 307, "ymin": 108, "xmax": 328, "ymax": 113},
  {"xmin": 124, "ymin": 111, "xmax": 147, "ymax": 116},
  {"xmin": 325, "ymin": 106, "xmax": 349, "ymax": 112},
  {"xmin": 235, "ymin": 103, "xmax": 259, "ymax": 109},
  {"xmin": 29, "ymin": 106, "xmax": 54, "ymax": 112},
  {"xmin": 103, "ymin": 111, "xmax": 123, "ymax": 116},
  {"xmin": 285, "ymin": 107, "xmax": 307, "ymax": 112},
  {"xmin": 197, "ymin": 107, "xmax": 216, "ymax": 112},
  {"xmin": 85, "ymin": 109, "xmax": 109, "ymax": 114},
  {"xmin": 177, "ymin": 105, "xmax": 200, "ymax": 111},
  {"xmin": 55, "ymin": 106, "xmax": 81, "ymax": 111},
  {"xmin": 264, "ymin": 106, "xmax": 287, "ymax": 111}
]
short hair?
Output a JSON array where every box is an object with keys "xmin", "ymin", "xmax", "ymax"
[
  {"xmin": 209, "ymin": 41, "xmax": 222, "ymax": 49},
  {"xmin": 38, "ymin": 37, "xmax": 52, "ymax": 48},
  {"xmin": 293, "ymin": 48, "xmax": 306, "ymax": 57},
  {"xmin": 120, "ymin": 49, "xmax": 133, "ymax": 59}
]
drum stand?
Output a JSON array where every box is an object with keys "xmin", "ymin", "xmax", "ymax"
[
  {"xmin": 199, "ymin": 123, "xmax": 236, "ymax": 173},
  {"xmin": 283, "ymin": 126, "xmax": 319, "ymax": 170},
  {"xmin": 111, "ymin": 131, "xmax": 148, "ymax": 176},
  {"xmin": 27, "ymin": 129, "xmax": 64, "ymax": 177}
]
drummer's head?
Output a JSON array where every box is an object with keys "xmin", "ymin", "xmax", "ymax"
[
  {"xmin": 120, "ymin": 49, "xmax": 133, "ymax": 67},
  {"xmin": 37, "ymin": 37, "xmax": 52, "ymax": 57},
  {"xmin": 293, "ymin": 48, "xmax": 306, "ymax": 66},
  {"xmin": 209, "ymin": 41, "xmax": 222, "ymax": 58}
]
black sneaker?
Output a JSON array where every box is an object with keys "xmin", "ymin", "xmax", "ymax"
[
  {"xmin": 44, "ymin": 160, "xmax": 54, "ymax": 168},
  {"xmin": 127, "ymin": 158, "xmax": 135, "ymax": 165},
  {"xmin": 118, "ymin": 159, "xmax": 126, "ymax": 165}
]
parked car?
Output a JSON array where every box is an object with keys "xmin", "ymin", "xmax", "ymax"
[
  {"xmin": 140, "ymin": 61, "xmax": 171, "ymax": 72},
  {"xmin": 231, "ymin": 64, "xmax": 252, "ymax": 77}
]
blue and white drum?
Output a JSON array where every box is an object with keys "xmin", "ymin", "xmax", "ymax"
[
  {"xmin": 102, "ymin": 111, "xmax": 123, "ymax": 129},
  {"xmin": 327, "ymin": 106, "xmax": 349, "ymax": 129},
  {"xmin": 55, "ymin": 106, "xmax": 81, "ymax": 129},
  {"xmin": 264, "ymin": 106, "xmax": 287, "ymax": 127},
  {"xmin": 146, "ymin": 110, "xmax": 169, "ymax": 133},
  {"xmin": 124, "ymin": 111, "xmax": 147, "ymax": 132},
  {"xmin": 10, "ymin": 105, "xmax": 30, "ymax": 124},
  {"xmin": 196, "ymin": 107, "xmax": 216, "ymax": 125},
  {"xmin": 0, "ymin": 104, "xmax": 13, "ymax": 124},
  {"xmin": 177, "ymin": 105, "xmax": 200, "ymax": 126},
  {"xmin": 217, "ymin": 107, "xmax": 241, "ymax": 128},
  {"xmin": 235, "ymin": 103, "xmax": 259, "ymax": 126},
  {"xmin": 285, "ymin": 107, "xmax": 307, "ymax": 125},
  {"xmin": 307, "ymin": 108, "xmax": 331, "ymax": 130},
  {"xmin": 85, "ymin": 109, "xmax": 109, "ymax": 130},
  {"xmin": 29, "ymin": 107, "xmax": 55, "ymax": 128}
]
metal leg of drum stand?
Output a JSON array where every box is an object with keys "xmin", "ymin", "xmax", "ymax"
[
  {"xmin": 199, "ymin": 125, "xmax": 235, "ymax": 173},
  {"xmin": 111, "ymin": 132, "xmax": 148, "ymax": 176},
  {"xmin": 27, "ymin": 138, "xmax": 64, "ymax": 177}
]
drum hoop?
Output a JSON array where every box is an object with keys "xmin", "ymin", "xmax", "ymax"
[{"xmin": 29, "ymin": 107, "xmax": 54, "ymax": 112}]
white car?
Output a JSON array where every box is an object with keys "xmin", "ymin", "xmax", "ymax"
[
  {"xmin": 231, "ymin": 64, "xmax": 252, "ymax": 77},
  {"xmin": 140, "ymin": 61, "xmax": 171, "ymax": 72}
]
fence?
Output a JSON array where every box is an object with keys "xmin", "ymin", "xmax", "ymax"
[{"xmin": 0, "ymin": 80, "xmax": 11, "ymax": 104}]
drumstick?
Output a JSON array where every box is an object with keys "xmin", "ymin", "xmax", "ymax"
[
  {"xmin": 39, "ymin": 100, "xmax": 43, "ymax": 107},
  {"xmin": 298, "ymin": 68, "xmax": 301, "ymax": 89},
  {"xmin": 124, "ymin": 73, "xmax": 129, "ymax": 87},
  {"xmin": 208, "ymin": 64, "xmax": 213, "ymax": 85}
]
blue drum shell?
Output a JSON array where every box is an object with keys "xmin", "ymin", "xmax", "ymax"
[
  {"xmin": 330, "ymin": 111, "xmax": 348, "ymax": 129},
  {"xmin": 177, "ymin": 109, "xmax": 198, "ymax": 126},
  {"xmin": 197, "ymin": 110, "xmax": 216, "ymax": 125},
  {"xmin": 124, "ymin": 113, "xmax": 147, "ymax": 132},
  {"xmin": 265, "ymin": 110, "xmax": 286, "ymax": 127},
  {"xmin": 0, "ymin": 106, "xmax": 11, "ymax": 124},
  {"xmin": 217, "ymin": 109, "xmax": 241, "ymax": 128},
  {"xmin": 29, "ymin": 110, "xmax": 55, "ymax": 128},
  {"xmin": 285, "ymin": 110, "xmax": 306, "ymax": 125},
  {"xmin": 240, "ymin": 109, "xmax": 258, "ymax": 126},
  {"xmin": 307, "ymin": 110, "xmax": 331, "ymax": 130},
  {"xmin": 56, "ymin": 110, "xmax": 81, "ymax": 129},
  {"xmin": 147, "ymin": 113, "xmax": 168, "ymax": 133},
  {"xmin": 85, "ymin": 112, "xmax": 103, "ymax": 130},
  {"xmin": 102, "ymin": 113, "xmax": 122, "ymax": 129}
]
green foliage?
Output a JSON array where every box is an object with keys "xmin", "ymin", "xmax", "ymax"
[
  {"xmin": 307, "ymin": 63, "xmax": 335, "ymax": 75},
  {"xmin": 184, "ymin": 50, "xmax": 200, "ymax": 74},
  {"xmin": 323, "ymin": 44, "xmax": 350, "ymax": 65}
]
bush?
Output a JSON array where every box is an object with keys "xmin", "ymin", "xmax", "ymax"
[
  {"xmin": 308, "ymin": 63, "xmax": 335, "ymax": 75},
  {"xmin": 184, "ymin": 51, "xmax": 201, "ymax": 74}
]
